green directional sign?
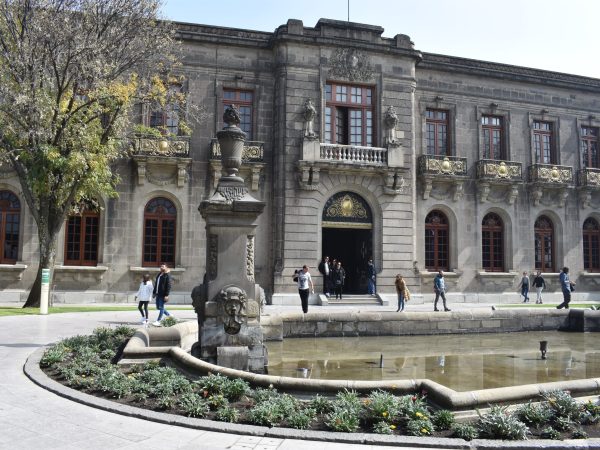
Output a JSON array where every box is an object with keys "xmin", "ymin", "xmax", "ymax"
[{"xmin": 41, "ymin": 268, "xmax": 50, "ymax": 285}]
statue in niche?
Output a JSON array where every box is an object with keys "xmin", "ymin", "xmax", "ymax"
[
  {"xmin": 384, "ymin": 105, "xmax": 400, "ymax": 145},
  {"xmin": 219, "ymin": 286, "xmax": 247, "ymax": 335},
  {"xmin": 302, "ymin": 99, "xmax": 317, "ymax": 138}
]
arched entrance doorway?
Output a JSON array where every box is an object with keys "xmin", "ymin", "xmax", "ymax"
[{"xmin": 322, "ymin": 191, "xmax": 373, "ymax": 294}]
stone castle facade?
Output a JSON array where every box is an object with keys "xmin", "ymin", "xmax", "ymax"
[{"xmin": 2, "ymin": 18, "xmax": 600, "ymax": 304}]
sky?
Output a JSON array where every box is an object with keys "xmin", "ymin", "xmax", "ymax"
[{"xmin": 162, "ymin": 0, "xmax": 600, "ymax": 79}]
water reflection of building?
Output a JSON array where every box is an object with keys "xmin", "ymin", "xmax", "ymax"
[{"xmin": 2, "ymin": 18, "xmax": 600, "ymax": 304}]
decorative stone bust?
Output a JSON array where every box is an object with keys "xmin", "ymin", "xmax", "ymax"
[
  {"xmin": 303, "ymin": 99, "xmax": 317, "ymax": 138},
  {"xmin": 223, "ymin": 104, "xmax": 241, "ymax": 127},
  {"xmin": 219, "ymin": 286, "xmax": 247, "ymax": 335}
]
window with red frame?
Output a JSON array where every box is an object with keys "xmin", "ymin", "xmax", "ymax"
[
  {"xmin": 0, "ymin": 191, "xmax": 20, "ymax": 264},
  {"xmin": 65, "ymin": 210, "xmax": 99, "ymax": 266},
  {"xmin": 482, "ymin": 115, "xmax": 504, "ymax": 160},
  {"xmin": 482, "ymin": 213, "xmax": 504, "ymax": 272},
  {"xmin": 534, "ymin": 216, "xmax": 554, "ymax": 272},
  {"xmin": 581, "ymin": 126, "xmax": 599, "ymax": 168},
  {"xmin": 425, "ymin": 210, "xmax": 449, "ymax": 271},
  {"xmin": 583, "ymin": 217, "xmax": 600, "ymax": 272},
  {"xmin": 223, "ymin": 89, "xmax": 253, "ymax": 140},
  {"xmin": 149, "ymin": 84, "xmax": 182, "ymax": 135},
  {"xmin": 533, "ymin": 121, "xmax": 555, "ymax": 164},
  {"xmin": 325, "ymin": 82, "xmax": 374, "ymax": 146},
  {"xmin": 426, "ymin": 109, "xmax": 449, "ymax": 156},
  {"xmin": 143, "ymin": 197, "xmax": 176, "ymax": 267}
]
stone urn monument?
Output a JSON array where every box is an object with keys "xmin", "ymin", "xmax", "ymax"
[{"xmin": 192, "ymin": 105, "xmax": 267, "ymax": 373}]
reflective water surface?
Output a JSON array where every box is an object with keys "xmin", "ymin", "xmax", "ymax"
[{"xmin": 264, "ymin": 331, "xmax": 600, "ymax": 391}]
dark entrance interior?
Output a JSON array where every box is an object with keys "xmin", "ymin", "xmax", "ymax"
[{"xmin": 322, "ymin": 227, "xmax": 372, "ymax": 294}]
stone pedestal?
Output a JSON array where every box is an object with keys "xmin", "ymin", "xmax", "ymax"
[{"xmin": 192, "ymin": 105, "xmax": 267, "ymax": 373}]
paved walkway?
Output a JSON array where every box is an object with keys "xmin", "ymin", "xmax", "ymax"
[{"xmin": 0, "ymin": 301, "xmax": 591, "ymax": 449}]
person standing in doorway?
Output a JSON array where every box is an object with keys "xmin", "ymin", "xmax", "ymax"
[
  {"xmin": 557, "ymin": 267, "xmax": 575, "ymax": 309},
  {"xmin": 332, "ymin": 261, "xmax": 346, "ymax": 300},
  {"xmin": 518, "ymin": 271, "xmax": 530, "ymax": 303},
  {"xmin": 434, "ymin": 270, "xmax": 450, "ymax": 312},
  {"xmin": 318, "ymin": 256, "xmax": 331, "ymax": 297},
  {"xmin": 295, "ymin": 265, "xmax": 314, "ymax": 313},
  {"xmin": 152, "ymin": 263, "xmax": 173, "ymax": 326},
  {"xmin": 367, "ymin": 258, "xmax": 376, "ymax": 296},
  {"xmin": 533, "ymin": 270, "xmax": 546, "ymax": 304}
]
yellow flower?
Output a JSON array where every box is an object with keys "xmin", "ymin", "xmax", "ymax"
[
  {"xmin": 382, "ymin": 411, "xmax": 388, "ymax": 417},
  {"xmin": 390, "ymin": 425, "xmax": 396, "ymax": 430},
  {"xmin": 415, "ymin": 412, "xmax": 423, "ymax": 418},
  {"xmin": 391, "ymin": 384, "xmax": 397, "ymax": 389},
  {"xmin": 421, "ymin": 428, "xmax": 429, "ymax": 434},
  {"xmin": 81, "ymin": 375, "xmax": 86, "ymax": 378},
  {"xmin": 363, "ymin": 399, "xmax": 371, "ymax": 405}
]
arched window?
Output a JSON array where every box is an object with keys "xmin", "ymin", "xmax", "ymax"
[
  {"xmin": 425, "ymin": 210, "xmax": 449, "ymax": 271},
  {"xmin": 482, "ymin": 213, "xmax": 504, "ymax": 272},
  {"xmin": 583, "ymin": 217, "xmax": 600, "ymax": 272},
  {"xmin": 0, "ymin": 191, "xmax": 20, "ymax": 263},
  {"xmin": 143, "ymin": 197, "xmax": 176, "ymax": 267},
  {"xmin": 534, "ymin": 216, "xmax": 554, "ymax": 272},
  {"xmin": 65, "ymin": 209, "xmax": 99, "ymax": 266}
]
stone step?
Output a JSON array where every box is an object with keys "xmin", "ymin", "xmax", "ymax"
[{"xmin": 327, "ymin": 294, "xmax": 381, "ymax": 305}]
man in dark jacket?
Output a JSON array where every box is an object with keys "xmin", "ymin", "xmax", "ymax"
[
  {"xmin": 152, "ymin": 263, "xmax": 173, "ymax": 326},
  {"xmin": 318, "ymin": 256, "xmax": 331, "ymax": 297}
]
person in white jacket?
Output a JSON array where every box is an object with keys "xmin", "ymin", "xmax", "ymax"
[{"xmin": 135, "ymin": 273, "xmax": 153, "ymax": 325}]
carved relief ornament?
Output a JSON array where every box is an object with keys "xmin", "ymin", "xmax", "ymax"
[{"xmin": 328, "ymin": 48, "xmax": 373, "ymax": 82}]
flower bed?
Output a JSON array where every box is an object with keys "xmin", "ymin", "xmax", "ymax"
[{"xmin": 40, "ymin": 326, "xmax": 600, "ymax": 441}]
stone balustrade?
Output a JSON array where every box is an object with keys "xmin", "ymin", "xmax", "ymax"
[
  {"xmin": 418, "ymin": 154, "xmax": 467, "ymax": 176},
  {"xmin": 578, "ymin": 167, "xmax": 600, "ymax": 188},
  {"xmin": 319, "ymin": 143, "xmax": 387, "ymax": 165},
  {"xmin": 131, "ymin": 136, "xmax": 190, "ymax": 157},
  {"xmin": 476, "ymin": 159, "xmax": 522, "ymax": 181},
  {"xmin": 528, "ymin": 163, "xmax": 573, "ymax": 185}
]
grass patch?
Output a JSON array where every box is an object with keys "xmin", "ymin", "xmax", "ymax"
[{"xmin": 0, "ymin": 305, "xmax": 193, "ymax": 317}]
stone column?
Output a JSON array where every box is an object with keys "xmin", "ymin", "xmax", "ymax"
[{"xmin": 192, "ymin": 105, "xmax": 266, "ymax": 373}]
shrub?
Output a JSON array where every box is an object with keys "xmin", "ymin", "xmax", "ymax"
[
  {"xmin": 451, "ymin": 422, "xmax": 478, "ymax": 441},
  {"xmin": 396, "ymin": 394, "xmax": 430, "ymax": 419},
  {"xmin": 325, "ymin": 406, "xmax": 360, "ymax": 432},
  {"xmin": 161, "ymin": 316, "xmax": 178, "ymax": 327},
  {"xmin": 405, "ymin": 418, "xmax": 434, "ymax": 436},
  {"xmin": 156, "ymin": 393, "xmax": 176, "ymax": 410},
  {"xmin": 251, "ymin": 386, "xmax": 279, "ymax": 403},
  {"xmin": 553, "ymin": 416, "xmax": 574, "ymax": 432},
  {"xmin": 572, "ymin": 428, "xmax": 588, "ymax": 439},
  {"xmin": 206, "ymin": 394, "xmax": 228, "ymax": 410},
  {"xmin": 542, "ymin": 390, "xmax": 582, "ymax": 422},
  {"xmin": 286, "ymin": 407, "xmax": 316, "ymax": 430},
  {"xmin": 476, "ymin": 405, "xmax": 528, "ymax": 440},
  {"xmin": 178, "ymin": 392, "xmax": 209, "ymax": 418},
  {"xmin": 540, "ymin": 426, "xmax": 560, "ymax": 440},
  {"xmin": 95, "ymin": 367, "xmax": 131, "ymax": 399},
  {"xmin": 309, "ymin": 394, "xmax": 334, "ymax": 414},
  {"xmin": 246, "ymin": 392, "xmax": 299, "ymax": 427},
  {"xmin": 215, "ymin": 404, "xmax": 240, "ymax": 423},
  {"xmin": 334, "ymin": 390, "xmax": 362, "ymax": 415},
  {"xmin": 432, "ymin": 409, "xmax": 455, "ymax": 430},
  {"xmin": 516, "ymin": 401, "xmax": 552, "ymax": 427},
  {"xmin": 372, "ymin": 420, "xmax": 395, "ymax": 435},
  {"xmin": 221, "ymin": 378, "xmax": 250, "ymax": 401},
  {"xmin": 40, "ymin": 344, "xmax": 68, "ymax": 367},
  {"xmin": 363, "ymin": 390, "xmax": 401, "ymax": 423},
  {"xmin": 197, "ymin": 373, "xmax": 229, "ymax": 397}
]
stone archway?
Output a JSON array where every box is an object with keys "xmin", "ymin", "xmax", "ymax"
[{"xmin": 322, "ymin": 191, "xmax": 373, "ymax": 294}]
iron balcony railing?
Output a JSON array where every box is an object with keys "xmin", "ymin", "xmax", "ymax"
[
  {"xmin": 476, "ymin": 159, "xmax": 522, "ymax": 182},
  {"xmin": 528, "ymin": 163, "xmax": 573, "ymax": 185},
  {"xmin": 418, "ymin": 154, "xmax": 467, "ymax": 176}
]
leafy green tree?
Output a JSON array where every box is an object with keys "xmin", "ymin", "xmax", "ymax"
[{"xmin": 0, "ymin": 0, "xmax": 184, "ymax": 307}]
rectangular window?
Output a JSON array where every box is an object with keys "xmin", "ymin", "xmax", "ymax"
[
  {"xmin": 325, "ymin": 82, "xmax": 374, "ymax": 146},
  {"xmin": 582, "ymin": 126, "xmax": 599, "ymax": 168},
  {"xmin": 223, "ymin": 89, "xmax": 253, "ymax": 140},
  {"xmin": 65, "ymin": 213, "xmax": 99, "ymax": 266},
  {"xmin": 533, "ymin": 121, "xmax": 555, "ymax": 164},
  {"xmin": 425, "ymin": 109, "xmax": 449, "ymax": 156},
  {"xmin": 149, "ymin": 84, "xmax": 183, "ymax": 135},
  {"xmin": 482, "ymin": 115, "xmax": 504, "ymax": 160}
]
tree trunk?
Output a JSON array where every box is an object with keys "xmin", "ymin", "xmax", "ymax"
[{"xmin": 22, "ymin": 229, "xmax": 57, "ymax": 308}]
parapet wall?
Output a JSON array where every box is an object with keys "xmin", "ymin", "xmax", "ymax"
[{"xmin": 260, "ymin": 309, "xmax": 593, "ymax": 341}]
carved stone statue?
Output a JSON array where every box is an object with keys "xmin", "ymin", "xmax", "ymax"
[
  {"xmin": 219, "ymin": 286, "xmax": 246, "ymax": 335},
  {"xmin": 303, "ymin": 99, "xmax": 317, "ymax": 138},
  {"xmin": 384, "ymin": 105, "xmax": 399, "ymax": 145},
  {"xmin": 223, "ymin": 104, "xmax": 241, "ymax": 127}
]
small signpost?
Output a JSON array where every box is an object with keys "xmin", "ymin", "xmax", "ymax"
[{"xmin": 40, "ymin": 268, "xmax": 50, "ymax": 315}]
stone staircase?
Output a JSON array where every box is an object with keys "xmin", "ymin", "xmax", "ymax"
[{"xmin": 322, "ymin": 294, "xmax": 384, "ymax": 306}]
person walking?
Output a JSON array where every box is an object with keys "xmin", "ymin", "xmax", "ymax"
[
  {"xmin": 518, "ymin": 271, "xmax": 530, "ymax": 303},
  {"xmin": 367, "ymin": 259, "xmax": 376, "ymax": 296},
  {"xmin": 394, "ymin": 274, "xmax": 407, "ymax": 312},
  {"xmin": 533, "ymin": 270, "xmax": 546, "ymax": 304},
  {"xmin": 135, "ymin": 273, "xmax": 153, "ymax": 325},
  {"xmin": 557, "ymin": 266, "xmax": 575, "ymax": 309},
  {"xmin": 318, "ymin": 256, "xmax": 331, "ymax": 297},
  {"xmin": 152, "ymin": 263, "xmax": 173, "ymax": 326},
  {"xmin": 295, "ymin": 265, "xmax": 314, "ymax": 313},
  {"xmin": 434, "ymin": 270, "xmax": 450, "ymax": 312},
  {"xmin": 332, "ymin": 261, "xmax": 346, "ymax": 300}
]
